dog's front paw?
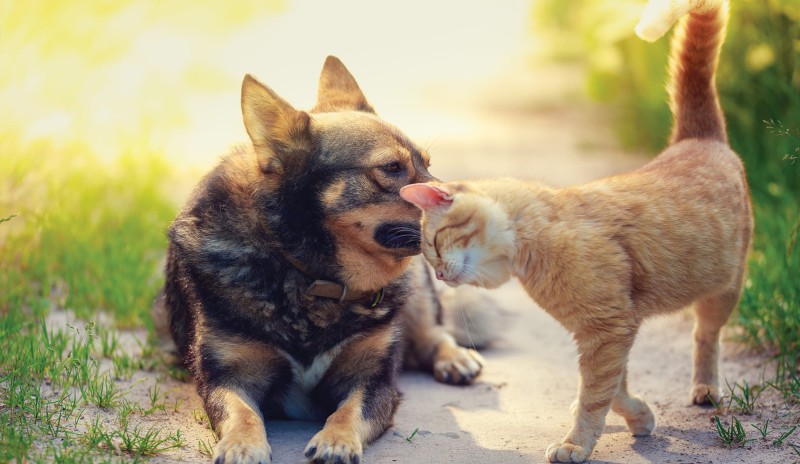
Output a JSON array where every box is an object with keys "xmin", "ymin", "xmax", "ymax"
[
  {"xmin": 214, "ymin": 433, "xmax": 272, "ymax": 464},
  {"xmin": 304, "ymin": 428, "xmax": 362, "ymax": 464},
  {"xmin": 691, "ymin": 383, "xmax": 721, "ymax": 405},
  {"xmin": 433, "ymin": 341, "xmax": 484, "ymax": 385},
  {"xmin": 545, "ymin": 442, "xmax": 590, "ymax": 463}
]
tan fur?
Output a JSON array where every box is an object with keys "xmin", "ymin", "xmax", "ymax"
[
  {"xmin": 212, "ymin": 388, "xmax": 273, "ymax": 464},
  {"xmin": 401, "ymin": 1, "xmax": 750, "ymax": 462},
  {"xmin": 327, "ymin": 324, "xmax": 397, "ymax": 381},
  {"xmin": 326, "ymin": 203, "xmax": 419, "ymax": 292},
  {"xmin": 304, "ymin": 389, "xmax": 380, "ymax": 463},
  {"xmin": 204, "ymin": 332, "xmax": 286, "ymax": 390}
]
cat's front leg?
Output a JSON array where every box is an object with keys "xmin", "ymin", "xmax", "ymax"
[{"xmin": 546, "ymin": 326, "xmax": 637, "ymax": 463}]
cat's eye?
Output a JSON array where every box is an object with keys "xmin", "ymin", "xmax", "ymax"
[{"xmin": 381, "ymin": 162, "xmax": 403, "ymax": 175}]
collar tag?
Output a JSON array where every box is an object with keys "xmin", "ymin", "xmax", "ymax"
[{"xmin": 369, "ymin": 288, "xmax": 385, "ymax": 308}]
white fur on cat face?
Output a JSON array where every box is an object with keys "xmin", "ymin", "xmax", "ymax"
[{"xmin": 401, "ymin": 183, "xmax": 515, "ymax": 289}]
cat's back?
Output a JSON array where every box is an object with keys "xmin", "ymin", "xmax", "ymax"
[
  {"xmin": 560, "ymin": 139, "xmax": 751, "ymax": 314},
  {"xmin": 634, "ymin": 138, "xmax": 746, "ymax": 193}
]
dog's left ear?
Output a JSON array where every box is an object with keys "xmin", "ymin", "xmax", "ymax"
[
  {"xmin": 313, "ymin": 56, "xmax": 376, "ymax": 114},
  {"xmin": 241, "ymin": 74, "xmax": 312, "ymax": 177}
]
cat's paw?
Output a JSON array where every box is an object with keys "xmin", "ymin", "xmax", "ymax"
[
  {"xmin": 433, "ymin": 342, "xmax": 484, "ymax": 385},
  {"xmin": 545, "ymin": 442, "xmax": 590, "ymax": 463},
  {"xmin": 304, "ymin": 427, "xmax": 362, "ymax": 464},
  {"xmin": 213, "ymin": 433, "xmax": 272, "ymax": 464},
  {"xmin": 624, "ymin": 406, "xmax": 656, "ymax": 436},
  {"xmin": 691, "ymin": 383, "xmax": 721, "ymax": 405}
]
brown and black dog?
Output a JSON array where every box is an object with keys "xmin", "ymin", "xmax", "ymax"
[{"xmin": 155, "ymin": 56, "xmax": 484, "ymax": 464}]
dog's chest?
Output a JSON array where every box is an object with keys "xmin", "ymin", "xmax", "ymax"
[{"xmin": 279, "ymin": 342, "xmax": 346, "ymax": 420}]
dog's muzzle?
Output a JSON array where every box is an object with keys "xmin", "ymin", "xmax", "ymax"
[{"xmin": 373, "ymin": 222, "xmax": 421, "ymax": 254}]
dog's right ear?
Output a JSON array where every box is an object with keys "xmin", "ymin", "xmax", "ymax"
[
  {"xmin": 241, "ymin": 74, "xmax": 312, "ymax": 177},
  {"xmin": 313, "ymin": 56, "xmax": 376, "ymax": 114}
]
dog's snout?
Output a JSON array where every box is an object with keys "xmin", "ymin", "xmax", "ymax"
[{"xmin": 414, "ymin": 168, "xmax": 438, "ymax": 184}]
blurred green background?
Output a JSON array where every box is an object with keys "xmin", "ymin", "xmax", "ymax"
[
  {"xmin": 1, "ymin": 0, "xmax": 798, "ymax": 460},
  {"xmin": 1, "ymin": 0, "xmax": 797, "ymax": 371},
  {"xmin": 1, "ymin": 3, "xmax": 798, "ymax": 457}
]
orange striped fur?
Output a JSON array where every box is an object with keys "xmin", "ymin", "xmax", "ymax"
[{"xmin": 401, "ymin": 1, "xmax": 751, "ymax": 462}]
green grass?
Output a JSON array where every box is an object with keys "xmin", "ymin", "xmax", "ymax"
[
  {"xmin": 713, "ymin": 415, "xmax": 752, "ymax": 448},
  {"xmin": 0, "ymin": 136, "xmax": 182, "ymax": 461},
  {"xmin": 1, "ymin": 136, "xmax": 176, "ymax": 328}
]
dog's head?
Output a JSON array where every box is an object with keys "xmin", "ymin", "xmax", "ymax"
[{"xmin": 243, "ymin": 56, "xmax": 435, "ymax": 292}]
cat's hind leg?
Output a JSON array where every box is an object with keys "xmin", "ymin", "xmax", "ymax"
[
  {"xmin": 691, "ymin": 286, "xmax": 739, "ymax": 405},
  {"xmin": 546, "ymin": 323, "xmax": 637, "ymax": 463},
  {"xmin": 611, "ymin": 365, "xmax": 655, "ymax": 436}
]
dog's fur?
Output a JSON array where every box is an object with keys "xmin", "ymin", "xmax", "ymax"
[{"xmin": 154, "ymin": 56, "xmax": 484, "ymax": 464}]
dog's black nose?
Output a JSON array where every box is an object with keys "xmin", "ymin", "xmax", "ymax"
[{"xmin": 374, "ymin": 222, "xmax": 421, "ymax": 251}]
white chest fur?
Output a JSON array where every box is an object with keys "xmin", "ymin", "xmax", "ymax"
[{"xmin": 281, "ymin": 342, "xmax": 346, "ymax": 420}]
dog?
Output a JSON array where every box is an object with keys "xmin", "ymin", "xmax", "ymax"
[{"xmin": 154, "ymin": 56, "xmax": 485, "ymax": 464}]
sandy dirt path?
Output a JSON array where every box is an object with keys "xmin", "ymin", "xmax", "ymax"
[{"xmin": 63, "ymin": 61, "xmax": 794, "ymax": 464}]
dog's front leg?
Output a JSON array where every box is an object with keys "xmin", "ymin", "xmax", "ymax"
[
  {"xmin": 303, "ymin": 386, "xmax": 393, "ymax": 464},
  {"xmin": 208, "ymin": 386, "xmax": 272, "ymax": 464},
  {"xmin": 197, "ymin": 334, "xmax": 288, "ymax": 464},
  {"xmin": 304, "ymin": 324, "xmax": 402, "ymax": 464}
]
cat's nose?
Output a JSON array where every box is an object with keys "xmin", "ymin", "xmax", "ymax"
[{"xmin": 436, "ymin": 270, "xmax": 445, "ymax": 280}]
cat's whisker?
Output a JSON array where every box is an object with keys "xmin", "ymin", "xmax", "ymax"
[{"xmin": 454, "ymin": 291, "xmax": 484, "ymax": 351}]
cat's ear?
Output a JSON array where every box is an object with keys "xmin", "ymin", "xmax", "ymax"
[{"xmin": 400, "ymin": 183, "xmax": 453, "ymax": 210}]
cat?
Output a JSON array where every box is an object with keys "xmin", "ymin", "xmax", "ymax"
[{"xmin": 399, "ymin": 0, "xmax": 751, "ymax": 462}]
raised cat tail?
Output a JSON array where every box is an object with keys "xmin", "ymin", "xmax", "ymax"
[{"xmin": 636, "ymin": 0, "xmax": 729, "ymax": 144}]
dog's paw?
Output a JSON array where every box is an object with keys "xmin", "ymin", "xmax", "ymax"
[
  {"xmin": 304, "ymin": 427, "xmax": 362, "ymax": 464},
  {"xmin": 545, "ymin": 442, "xmax": 590, "ymax": 463},
  {"xmin": 691, "ymin": 383, "xmax": 721, "ymax": 405},
  {"xmin": 213, "ymin": 434, "xmax": 272, "ymax": 464},
  {"xmin": 433, "ymin": 341, "xmax": 484, "ymax": 385}
]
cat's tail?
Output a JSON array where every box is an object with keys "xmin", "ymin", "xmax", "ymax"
[{"xmin": 636, "ymin": 0, "xmax": 729, "ymax": 144}]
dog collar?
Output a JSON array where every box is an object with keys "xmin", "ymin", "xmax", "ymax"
[
  {"xmin": 306, "ymin": 281, "xmax": 385, "ymax": 307},
  {"xmin": 280, "ymin": 250, "xmax": 385, "ymax": 307}
]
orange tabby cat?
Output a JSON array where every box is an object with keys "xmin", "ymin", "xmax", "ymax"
[{"xmin": 400, "ymin": 0, "xmax": 751, "ymax": 462}]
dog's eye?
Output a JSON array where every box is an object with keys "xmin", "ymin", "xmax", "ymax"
[{"xmin": 381, "ymin": 162, "xmax": 403, "ymax": 174}]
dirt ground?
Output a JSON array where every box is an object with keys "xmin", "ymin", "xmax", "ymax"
[{"xmin": 51, "ymin": 60, "xmax": 797, "ymax": 463}]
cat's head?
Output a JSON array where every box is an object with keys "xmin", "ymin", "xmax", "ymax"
[{"xmin": 400, "ymin": 182, "xmax": 515, "ymax": 289}]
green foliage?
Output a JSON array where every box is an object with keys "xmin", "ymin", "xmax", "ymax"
[
  {"xmin": 713, "ymin": 415, "xmax": 751, "ymax": 448},
  {"xmin": 534, "ymin": 0, "xmax": 800, "ymax": 366},
  {"xmin": 0, "ymin": 135, "xmax": 180, "ymax": 461},
  {"xmin": 0, "ymin": 313, "xmax": 182, "ymax": 461},
  {"xmin": 724, "ymin": 379, "xmax": 763, "ymax": 415},
  {"xmin": 0, "ymin": 136, "xmax": 176, "ymax": 327}
]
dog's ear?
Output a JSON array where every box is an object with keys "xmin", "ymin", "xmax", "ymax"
[
  {"xmin": 313, "ymin": 56, "xmax": 375, "ymax": 114},
  {"xmin": 241, "ymin": 74, "xmax": 312, "ymax": 177}
]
